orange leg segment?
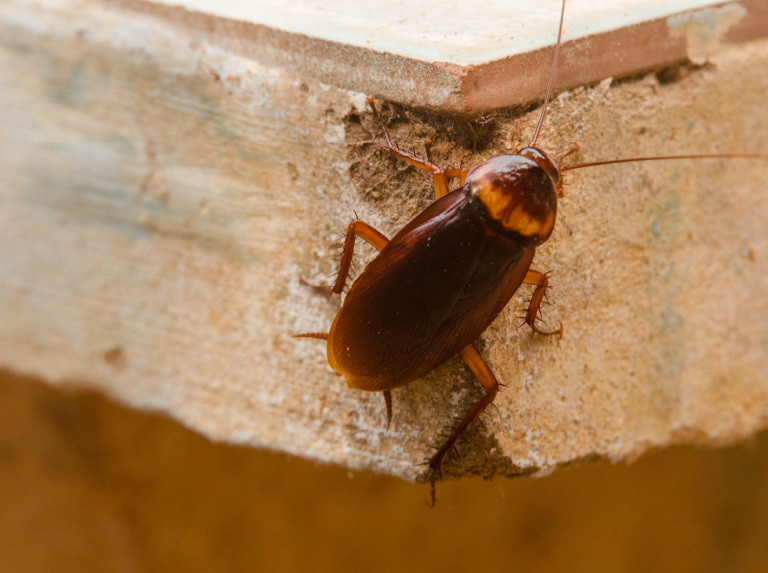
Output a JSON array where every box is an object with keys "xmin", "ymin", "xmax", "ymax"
[
  {"xmin": 301, "ymin": 219, "xmax": 388, "ymax": 296},
  {"xmin": 523, "ymin": 270, "xmax": 563, "ymax": 336},
  {"xmin": 426, "ymin": 343, "xmax": 499, "ymax": 506},
  {"xmin": 444, "ymin": 166, "xmax": 471, "ymax": 186},
  {"xmin": 331, "ymin": 220, "xmax": 388, "ymax": 294},
  {"xmin": 368, "ymin": 98, "xmax": 450, "ymax": 198}
]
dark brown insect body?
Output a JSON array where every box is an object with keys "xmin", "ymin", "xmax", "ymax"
[{"xmin": 328, "ymin": 151, "xmax": 558, "ymax": 392}]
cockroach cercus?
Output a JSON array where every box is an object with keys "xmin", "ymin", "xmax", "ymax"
[{"xmin": 296, "ymin": 0, "xmax": 767, "ymax": 504}]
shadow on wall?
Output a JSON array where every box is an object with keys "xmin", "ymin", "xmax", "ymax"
[{"xmin": 1, "ymin": 369, "xmax": 767, "ymax": 573}]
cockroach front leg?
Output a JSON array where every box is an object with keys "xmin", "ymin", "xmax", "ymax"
[
  {"xmin": 523, "ymin": 270, "xmax": 563, "ymax": 336},
  {"xmin": 556, "ymin": 142, "xmax": 580, "ymax": 169},
  {"xmin": 426, "ymin": 343, "xmax": 499, "ymax": 506},
  {"xmin": 368, "ymin": 98, "xmax": 451, "ymax": 199}
]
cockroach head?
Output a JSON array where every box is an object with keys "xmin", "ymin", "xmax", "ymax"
[{"xmin": 466, "ymin": 148, "xmax": 559, "ymax": 247}]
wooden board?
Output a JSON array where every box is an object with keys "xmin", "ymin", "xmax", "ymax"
[
  {"xmin": 120, "ymin": 0, "xmax": 768, "ymax": 112},
  {"xmin": 1, "ymin": 0, "xmax": 768, "ymax": 482}
]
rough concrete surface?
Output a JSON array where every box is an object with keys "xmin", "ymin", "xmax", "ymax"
[{"xmin": 1, "ymin": 0, "xmax": 767, "ymax": 482}]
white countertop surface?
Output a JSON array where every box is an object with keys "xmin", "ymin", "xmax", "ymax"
[{"xmin": 151, "ymin": 0, "xmax": 730, "ymax": 65}]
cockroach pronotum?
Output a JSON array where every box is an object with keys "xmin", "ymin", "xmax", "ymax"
[{"xmin": 296, "ymin": 0, "xmax": 767, "ymax": 504}]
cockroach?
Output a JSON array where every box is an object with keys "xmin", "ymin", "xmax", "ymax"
[{"xmin": 296, "ymin": 0, "xmax": 766, "ymax": 504}]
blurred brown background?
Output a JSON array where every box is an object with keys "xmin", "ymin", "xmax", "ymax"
[{"xmin": 1, "ymin": 368, "xmax": 767, "ymax": 573}]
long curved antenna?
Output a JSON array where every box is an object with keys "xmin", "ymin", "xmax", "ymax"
[
  {"xmin": 530, "ymin": 0, "xmax": 568, "ymax": 148},
  {"xmin": 562, "ymin": 153, "xmax": 768, "ymax": 172}
]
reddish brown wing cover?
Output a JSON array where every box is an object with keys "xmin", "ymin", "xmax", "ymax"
[{"xmin": 328, "ymin": 188, "xmax": 535, "ymax": 391}]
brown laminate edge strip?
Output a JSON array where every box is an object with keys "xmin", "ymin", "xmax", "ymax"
[{"xmin": 102, "ymin": 0, "xmax": 766, "ymax": 114}]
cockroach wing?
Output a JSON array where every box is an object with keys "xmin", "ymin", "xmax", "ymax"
[{"xmin": 328, "ymin": 188, "xmax": 535, "ymax": 391}]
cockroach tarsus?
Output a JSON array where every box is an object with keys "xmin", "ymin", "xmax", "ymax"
[{"xmin": 295, "ymin": 0, "xmax": 767, "ymax": 505}]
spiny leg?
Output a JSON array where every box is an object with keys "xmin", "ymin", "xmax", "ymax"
[
  {"xmin": 426, "ymin": 343, "xmax": 499, "ymax": 506},
  {"xmin": 301, "ymin": 220, "xmax": 389, "ymax": 295},
  {"xmin": 368, "ymin": 98, "xmax": 451, "ymax": 198},
  {"xmin": 330, "ymin": 220, "xmax": 388, "ymax": 294},
  {"xmin": 523, "ymin": 270, "xmax": 563, "ymax": 336}
]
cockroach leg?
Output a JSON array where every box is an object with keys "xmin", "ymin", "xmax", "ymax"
[
  {"xmin": 298, "ymin": 276, "xmax": 334, "ymax": 295},
  {"xmin": 556, "ymin": 142, "xmax": 581, "ymax": 167},
  {"xmin": 444, "ymin": 166, "xmax": 471, "ymax": 186},
  {"xmin": 523, "ymin": 270, "xmax": 563, "ymax": 336},
  {"xmin": 292, "ymin": 332, "xmax": 329, "ymax": 340},
  {"xmin": 383, "ymin": 390, "xmax": 393, "ymax": 431},
  {"xmin": 330, "ymin": 220, "xmax": 389, "ymax": 294},
  {"xmin": 555, "ymin": 143, "xmax": 581, "ymax": 198},
  {"xmin": 423, "ymin": 138, "xmax": 452, "ymax": 198},
  {"xmin": 367, "ymin": 98, "xmax": 450, "ymax": 198},
  {"xmin": 423, "ymin": 138, "xmax": 433, "ymax": 163},
  {"xmin": 426, "ymin": 343, "xmax": 500, "ymax": 506},
  {"xmin": 301, "ymin": 220, "xmax": 389, "ymax": 295},
  {"xmin": 511, "ymin": 120, "xmax": 522, "ymax": 154}
]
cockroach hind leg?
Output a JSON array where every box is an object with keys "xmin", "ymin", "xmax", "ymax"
[
  {"xmin": 429, "ymin": 479, "xmax": 436, "ymax": 507},
  {"xmin": 426, "ymin": 465, "xmax": 441, "ymax": 507},
  {"xmin": 421, "ymin": 344, "xmax": 499, "ymax": 506}
]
